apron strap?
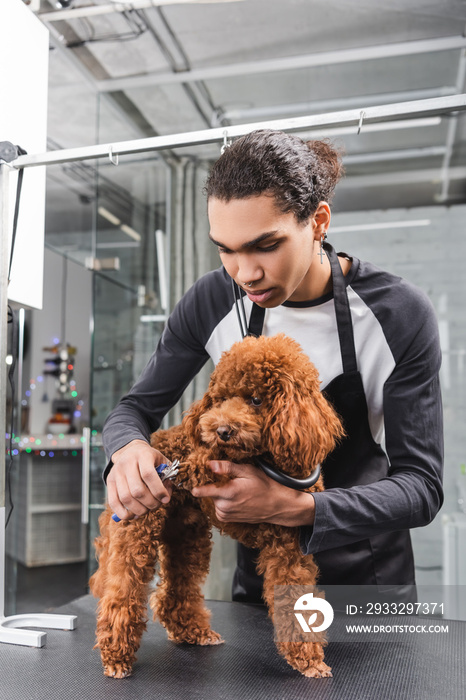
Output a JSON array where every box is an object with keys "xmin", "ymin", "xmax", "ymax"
[
  {"xmin": 324, "ymin": 242, "xmax": 358, "ymax": 374},
  {"xmin": 247, "ymin": 302, "xmax": 265, "ymax": 337},
  {"xmin": 231, "ymin": 280, "xmax": 265, "ymax": 338}
]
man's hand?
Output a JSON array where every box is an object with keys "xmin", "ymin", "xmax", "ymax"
[
  {"xmin": 107, "ymin": 439, "xmax": 173, "ymax": 521},
  {"xmin": 191, "ymin": 461, "xmax": 316, "ymax": 527}
]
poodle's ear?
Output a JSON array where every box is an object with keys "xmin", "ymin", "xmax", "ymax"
[
  {"xmin": 263, "ymin": 375, "xmax": 344, "ymax": 474},
  {"xmin": 181, "ymin": 392, "xmax": 213, "ymax": 444}
]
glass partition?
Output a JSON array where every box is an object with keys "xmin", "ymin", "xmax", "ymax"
[
  {"xmin": 44, "ymin": 162, "xmax": 96, "ymax": 266},
  {"xmin": 87, "ymin": 110, "xmax": 236, "ymax": 592},
  {"xmin": 87, "ymin": 94, "xmax": 174, "ymax": 570}
]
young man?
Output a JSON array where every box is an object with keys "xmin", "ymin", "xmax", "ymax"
[{"xmin": 103, "ymin": 130, "xmax": 443, "ymax": 600}]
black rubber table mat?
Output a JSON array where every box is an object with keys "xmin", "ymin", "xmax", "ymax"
[{"xmin": 0, "ymin": 596, "xmax": 465, "ymax": 700}]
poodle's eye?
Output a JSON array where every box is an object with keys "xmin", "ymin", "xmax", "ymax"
[{"xmin": 250, "ymin": 396, "xmax": 262, "ymax": 407}]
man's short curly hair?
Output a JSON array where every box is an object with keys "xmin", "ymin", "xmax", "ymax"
[{"xmin": 205, "ymin": 129, "xmax": 344, "ymax": 223}]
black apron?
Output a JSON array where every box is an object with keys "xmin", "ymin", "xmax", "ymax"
[{"xmin": 232, "ymin": 243, "xmax": 416, "ymax": 604}]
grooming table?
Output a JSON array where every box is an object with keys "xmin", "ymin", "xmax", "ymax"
[{"xmin": 0, "ymin": 596, "xmax": 464, "ymax": 700}]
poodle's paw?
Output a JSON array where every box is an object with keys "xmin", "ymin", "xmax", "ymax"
[
  {"xmin": 167, "ymin": 628, "xmax": 224, "ymax": 646},
  {"xmin": 103, "ymin": 662, "xmax": 133, "ymax": 679},
  {"xmin": 301, "ymin": 661, "xmax": 332, "ymax": 678},
  {"xmin": 195, "ymin": 629, "xmax": 225, "ymax": 646},
  {"xmin": 277, "ymin": 640, "xmax": 331, "ymax": 678}
]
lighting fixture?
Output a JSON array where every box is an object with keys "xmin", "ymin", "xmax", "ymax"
[
  {"xmin": 120, "ymin": 224, "xmax": 141, "ymax": 242},
  {"xmin": 98, "ymin": 206, "xmax": 142, "ymax": 242},
  {"xmin": 331, "ymin": 220, "xmax": 431, "ymax": 233},
  {"xmin": 98, "ymin": 206, "xmax": 121, "ymax": 226}
]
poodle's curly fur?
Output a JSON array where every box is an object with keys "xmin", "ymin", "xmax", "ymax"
[{"xmin": 90, "ymin": 333, "xmax": 344, "ymax": 679}]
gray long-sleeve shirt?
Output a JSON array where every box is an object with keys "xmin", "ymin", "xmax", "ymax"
[{"xmin": 103, "ymin": 255, "xmax": 444, "ymax": 557}]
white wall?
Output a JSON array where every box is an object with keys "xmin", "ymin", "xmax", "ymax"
[
  {"xmin": 331, "ymin": 204, "xmax": 466, "ymax": 585},
  {"xmin": 0, "ymin": 0, "xmax": 48, "ymax": 310}
]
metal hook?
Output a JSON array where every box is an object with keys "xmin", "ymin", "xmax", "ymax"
[
  {"xmin": 221, "ymin": 130, "xmax": 231, "ymax": 154},
  {"xmin": 357, "ymin": 110, "xmax": 366, "ymax": 136},
  {"xmin": 109, "ymin": 145, "xmax": 119, "ymax": 166}
]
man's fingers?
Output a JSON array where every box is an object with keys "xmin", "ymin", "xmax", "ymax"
[
  {"xmin": 107, "ymin": 455, "xmax": 172, "ymax": 519},
  {"xmin": 210, "ymin": 460, "xmax": 239, "ymax": 476},
  {"xmin": 107, "ymin": 442, "xmax": 176, "ymax": 516},
  {"xmin": 192, "ymin": 484, "xmax": 216, "ymax": 499},
  {"xmin": 138, "ymin": 458, "xmax": 172, "ymax": 503},
  {"xmin": 107, "ymin": 477, "xmax": 142, "ymax": 521},
  {"xmin": 106, "ymin": 478, "xmax": 126, "ymax": 520},
  {"xmin": 192, "ymin": 461, "xmax": 255, "ymax": 498},
  {"xmin": 164, "ymin": 480, "xmax": 174, "ymax": 498},
  {"xmin": 192, "ymin": 481, "xmax": 234, "ymax": 499},
  {"xmin": 209, "ymin": 460, "xmax": 257, "ymax": 478}
]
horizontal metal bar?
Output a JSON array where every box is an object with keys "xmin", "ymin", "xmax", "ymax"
[
  {"xmin": 30, "ymin": 504, "xmax": 82, "ymax": 514},
  {"xmin": 280, "ymin": 117, "xmax": 443, "ymax": 141},
  {"xmin": 39, "ymin": 0, "xmax": 244, "ymax": 22},
  {"xmin": 10, "ymin": 95, "xmax": 466, "ymax": 170},
  {"xmin": 95, "ymin": 35, "xmax": 466, "ymax": 92}
]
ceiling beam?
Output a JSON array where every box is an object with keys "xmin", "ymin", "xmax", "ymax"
[
  {"xmin": 217, "ymin": 87, "xmax": 457, "ymax": 124},
  {"xmin": 337, "ymin": 167, "xmax": 466, "ymax": 188},
  {"xmin": 48, "ymin": 20, "xmax": 151, "ymax": 139},
  {"xmin": 344, "ymin": 147, "xmax": 446, "ymax": 165},
  {"xmin": 89, "ymin": 35, "xmax": 466, "ymax": 93},
  {"xmin": 39, "ymin": 0, "xmax": 244, "ymax": 22},
  {"xmin": 46, "ymin": 11, "xmax": 180, "ymax": 161},
  {"xmin": 437, "ymin": 47, "xmax": 466, "ymax": 201},
  {"xmin": 138, "ymin": 7, "xmax": 216, "ymax": 128}
]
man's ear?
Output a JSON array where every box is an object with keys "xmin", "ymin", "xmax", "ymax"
[{"xmin": 312, "ymin": 201, "xmax": 331, "ymax": 240}]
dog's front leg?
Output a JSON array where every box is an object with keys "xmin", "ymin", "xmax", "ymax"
[
  {"xmin": 92, "ymin": 509, "xmax": 163, "ymax": 678},
  {"xmin": 150, "ymin": 497, "xmax": 224, "ymax": 646},
  {"xmin": 257, "ymin": 531, "xmax": 332, "ymax": 679}
]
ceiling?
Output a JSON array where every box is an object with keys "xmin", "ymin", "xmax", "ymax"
[{"xmin": 30, "ymin": 0, "xmax": 466, "ymax": 243}]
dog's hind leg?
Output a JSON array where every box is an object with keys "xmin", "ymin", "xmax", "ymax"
[
  {"xmin": 257, "ymin": 532, "xmax": 332, "ymax": 679},
  {"xmin": 150, "ymin": 499, "xmax": 224, "ymax": 646},
  {"xmin": 89, "ymin": 507, "xmax": 112, "ymax": 600},
  {"xmin": 92, "ymin": 509, "xmax": 164, "ymax": 678}
]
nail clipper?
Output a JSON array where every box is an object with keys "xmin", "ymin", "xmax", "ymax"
[{"xmin": 111, "ymin": 459, "xmax": 181, "ymax": 523}]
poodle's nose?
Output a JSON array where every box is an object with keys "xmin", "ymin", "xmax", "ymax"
[{"xmin": 216, "ymin": 425, "xmax": 234, "ymax": 442}]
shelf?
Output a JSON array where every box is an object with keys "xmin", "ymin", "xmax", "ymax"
[
  {"xmin": 18, "ymin": 434, "xmax": 84, "ymax": 451},
  {"xmin": 17, "ymin": 433, "xmax": 102, "ymax": 451}
]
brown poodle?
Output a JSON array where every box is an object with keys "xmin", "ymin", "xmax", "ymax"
[{"xmin": 90, "ymin": 333, "xmax": 344, "ymax": 679}]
